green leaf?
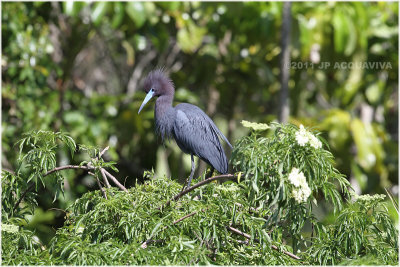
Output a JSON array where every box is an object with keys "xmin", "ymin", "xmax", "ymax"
[
  {"xmin": 332, "ymin": 9, "xmax": 346, "ymax": 53},
  {"xmin": 91, "ymin": 2, "xmax": 109, "ymax": 26},
  {"xmin": 111, "ymin": 2, "xmax": 125, "ymax": 29},
  {"xmin": 177, "ymin": 22, "xmax": 207, "ymax": 53},
  {"xmin": 126, "ymin": 2, "xmax": 146, "ymax": 28},
  {"xmin": 350, "ymin": 118, "xmax": 382, "ymax": 170},
  {"xmin": 343, "ymin": 11, "xmax": 357, "ymax": 56},
  {"xmin": 63, "ymin": 2, "xmax": 85, "ymax": 17}
]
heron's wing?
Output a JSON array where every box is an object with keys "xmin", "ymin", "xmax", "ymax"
[
  {"xmin": 176, "ymin": 104, "xmax": 232, "ymax": 147},
  {"xmin": 173, "ymin": 104, "xmax": 229, "ymax": 173}
]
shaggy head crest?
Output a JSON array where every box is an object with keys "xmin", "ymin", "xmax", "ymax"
[{"xmin": 143, "ymin": 68, "xmax": 174, "ymax": 96}]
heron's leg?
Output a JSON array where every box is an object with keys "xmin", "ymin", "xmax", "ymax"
[{"xmin": 187, "ymin": 154, "xmax": 196, "ymax": 188}]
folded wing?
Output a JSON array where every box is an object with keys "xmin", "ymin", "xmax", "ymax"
[{"xmin": 172, "ymin": 103, "xmax": 230, "ymax": 174}]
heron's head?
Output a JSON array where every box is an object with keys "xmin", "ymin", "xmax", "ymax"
[{"xmin": 138, "ymin": 69, "xmax": 174, "ymax": 114}]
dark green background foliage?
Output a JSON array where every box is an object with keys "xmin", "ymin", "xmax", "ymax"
[{"xmin": 1, "ymin": 1, "xmax": 398, "ymax": 265}]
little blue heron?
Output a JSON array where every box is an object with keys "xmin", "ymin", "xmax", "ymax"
[{"xmin": 138, "ymin": 69, "xmax": 232, "ymax": 188}]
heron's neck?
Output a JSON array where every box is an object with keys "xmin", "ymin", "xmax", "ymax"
[
  {"xmin": 155, "ymin": 94, "xmax": 174, "ymax": 116},
  {"xmin": 155, "ymin": 94, "xmax": 175, "ymax": 142}
]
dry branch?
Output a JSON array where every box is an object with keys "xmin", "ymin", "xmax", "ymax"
[
  {"xmin": 100, "ymin": 168, "xmax": 111, "ymax": 188},
  {"xmin": 13, "ymin": 155, "xmax": 127, "ymax": 211},
  {"xmin": 13, "ymin": 165, "xmax": 94, "ymax": 212},
  {"xmin": 103, "ymin": 169, "xmax": 128, "ymax": 192},
  {"xmin": 227, "ymin": 225, "xmax": 301, "ymax": 260},
  {"xmin": 98, "ymin": 146, "xmax": 109, "ymax": 159},
  {"xmin": 161, "ymin": 174, "xmax": 237, "ymax": 208},
  {"xmin": 141, "ymin": 209, "xmax": 206, "ymax": 249},
  {"xmin": 90, "ymin": 171, "xmax": 107, "ymax": 199}
]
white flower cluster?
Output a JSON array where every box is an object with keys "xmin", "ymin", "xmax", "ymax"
[
  {"xmin": 295, "ymin": 124, "xmax": 322, "ymax": 149},
  {"xmin": 288, "ymin": 168, "xmax": 311, "ymax": 203},
  {"xmin": 353, "ymin": 193, "xmax": 386, "ymax": 203},
  {"xmin": 288, "ymin": 167, "xmax": 306, "ymax": 187},
  {"xmin": 241, "ymin": 120, "xmax": 270, "ymax": 131},
  {"xmin": 1, "ymin": 223, "xmax": 19, "ymax": 233}
]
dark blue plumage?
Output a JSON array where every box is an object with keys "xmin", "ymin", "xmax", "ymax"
[{"xmin": 138, "ymin": 69, "xmax": 232, "ymax": 188}]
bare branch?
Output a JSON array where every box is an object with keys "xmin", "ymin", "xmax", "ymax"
[
  {"xmin": 103, "ymin": 169, "xmax": 128, "ymax": 192},
  {"xmin": 13, "ymin": 165, "xmax": 94, "ymax": 212},
  {"xmin": 125, "ymin": 50, "xmax": 157, "ymax": 100},
  {"xmin": 227, "ymin": 226, "xmax": 301, "ymax": 260},
  {"xmin": 142, "ymin": 209, "xmax": 206, "ymax": 249},
  {"xmin": 44, "ymin": 165, "xmax": 93, "ymax": 176},
  {"xmin": 100, "ymin": 168, "xmax": 111, "ymax": 188},
  {"xmin": 89, "ymin": 171, "xmax": 107, "ymax": 200},
  {"xmin": 278, "ymin": 1, "xmax": 292, "ymax": 123},
  {"xmin": 98, "ymin": 146, "xmax": 109, "ymax": 159},
  {"xmin": 165, "ymin": 41, "xmax": 181, "ymax": 69},
  {"xmin": 173, "ymin": 210, "xmax": 199, "ymax": 225},
  {"xmin": 13, "ymin": 147, "xmax": 123, "ymax": 211},
  {"xmin": 161, "ymin": 174, "xmax": 237, "ymax": 209}
]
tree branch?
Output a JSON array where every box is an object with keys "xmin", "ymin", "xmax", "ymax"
[
  {"xmin": 125, "ymin": 49, "xmax": 157, "ymax": 100},
  {"xmin": 100, "ymin": 168, "xmax": 111, "ymax": 188},
  {"xmin": 173, "ymin": 210, "xmax": 199, "ymax": 225},
  {"xmin": 141, "ymin": 209, "xmax": 206, "ymax": 249},
  {"xmin": 103, "ymin": 169, "xmax": 128, "ymax": 192},
  {"xmin": 44, "ymin": 165, "xmax": 93, "ymax": 176},
  {"xmin": 89, "ymin": 171, "xmax": 107, "ymax": 200},
  {"xmin": 13, "ymin": 165, "xmax": 94, "ymax": 212},
  {"xmin": 226, "ymin": 225, "xmax": 301, "ymax": 260},
  {"xmin": 161, "ymin": 174, "xmax": 237, "ymax": 209},
  {"xmin": 98, "ymin": 146, "xmax": 109, "ymax": 159},
  {"xmin": 13, "ymin": 160, "xmax": 127, "ymax": 211},
  {"xmin": 278, "ymin": 1, "xmax": 292, "ymax": 123}
]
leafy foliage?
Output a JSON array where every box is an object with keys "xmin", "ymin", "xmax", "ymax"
[
  {"xmin": 231, "ymin": 122, "xmax": 351, "ymax": 249},
  {"xmin": 2, "ymin": 127, "xmax": 397, "ymax": 265},
  {"xmin": 307, "ymin": 194, "xmax": 398, "ymax": 265},
  {"xmin": 2, "ymin": 1, "xmax": 397, "ymax": 202},
  {"xmin": 1, "ymin": 2, "xmax": 398, "ymax": 263},
  {"xmin": 47, "ymin": 177, "xmax": 300, "ymax": 265},
  {"xmin": 1, "ymin": 223, "xmax": 53, "ymax": 265},
  {"xmin": 2, "ymin": 131, "xmax": 76, "ymax": 219}
]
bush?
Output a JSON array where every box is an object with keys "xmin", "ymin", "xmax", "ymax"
[{"xmin": 2, "ymin": 124, "xmax": 398, "ymax": 265}]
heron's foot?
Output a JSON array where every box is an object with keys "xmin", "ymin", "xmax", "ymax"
[
  {"xmin": 180, "ymin": 178, "xmax": 191, "ymax": 192},
  {"xmin": 180, "ymin": 181, "xmax": 187, "ymax": 192}
]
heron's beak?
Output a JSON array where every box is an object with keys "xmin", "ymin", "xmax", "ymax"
[{"xmin": 138, "ymin": 89, "xmax": 155, "ymax": 114}]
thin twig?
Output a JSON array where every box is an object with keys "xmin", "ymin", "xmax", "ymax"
[
  {"xmin": 227, "ymin": 225, "xmax": 301, "ymax": 260},
  {"xmin": 161, "ymin": 174, "xmax": 237, "ymax": 209},
  {"xmin": 13, "ymin": 146, "xmax": 122, "ymax": 211},
  {"xmin": 103, "ymin": 169, "xmax": 128, "ymax": 192},
  {"xmin": 385, "ymin": 187, "xmax": 399, "ymax": 214},
  {"xmin": 100, "ymin": 168, "xmax": 111, "ymax": 188},
  {"xmin": 125, "ymin": 49, "xmax": 157, "ymax": 99},
  {"xmin": 98, "ymin": 146, "xmax": 109, "ymax": 159},
  {"xmin": 13, "ymin": 165, "xmax": 94, "ymax": 212},
  {"xmin": 311, "ymin": 222, "xmax": 314, "ymax": 246},
  {"xmin": 89, "ymin": 171, "xmax": 107, "ymax": 200},
  {"xmin": 142, "ymin": 209, "xmax": 206, "ymax": 249},
  {"xmin": 173, "ymin": 210, "xmax": 200, "ymax": 225},
  {"xmin": 44, "ymin": 165, "xmax": 93, "ymax": 176},
  {"xmin": 235, "ymin": 239, "xmax": 249, "ymax": 245}
]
